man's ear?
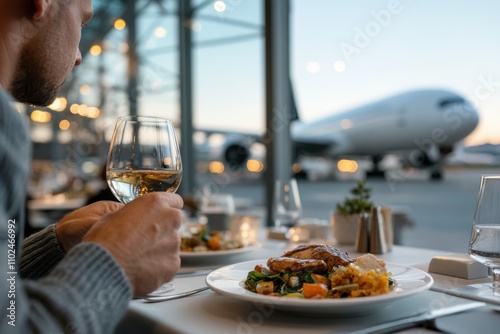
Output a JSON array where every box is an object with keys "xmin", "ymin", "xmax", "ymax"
[{"xmin": 32, "ymin": 0, "xmax": 53, "ymax": 20}]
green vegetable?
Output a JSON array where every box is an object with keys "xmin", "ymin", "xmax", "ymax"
[
  {"xmin": 245, "ymin": 269, "xmax": 317, "ymax": 295},
  {"xmin": 245, "ymin": 271, "xmax": 282, "ymax": 292},
  {"xmin": 201, "ymin": 230, "xmax": 211, "ymax": 242},
  {"xmin": 389, "ymin": 276, "xmax": 396, "ymax": 288}
]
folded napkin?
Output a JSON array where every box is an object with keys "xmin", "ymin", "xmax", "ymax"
[{"xmin": 415, "ymin": 259, "xmax": 500, "ymax": 306}]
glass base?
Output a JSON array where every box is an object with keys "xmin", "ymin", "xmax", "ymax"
[
  {"xmin": 454, "ymin": 282, "xmax": 500, "ymax": 302},
  {"xmin": 147, "ymin": 282, "xmax": 175, "ymax": 297}
]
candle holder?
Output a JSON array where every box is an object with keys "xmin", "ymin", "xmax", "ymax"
[{"xmin": 229, "ymin": 215, "xmax": 260, "ymax": 246}]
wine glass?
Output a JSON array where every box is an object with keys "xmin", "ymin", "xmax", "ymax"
[
  {"xmin": 199, "ymin": 193, "xmax": 235, "ymax": 232},
  {"xmin": 106, "ymin": 115, "xmax": 182, "ymax": 203},
  {"xmin": 468, "ymin": 174, "xmax": 500, "ymax": 293},
  {"xmin": 273, "ymin": 178, "xmax": 302, "ymax": 229},
  {"xmin": 106, "ymin": 115, "xmax": 182, "ymax": 294}
]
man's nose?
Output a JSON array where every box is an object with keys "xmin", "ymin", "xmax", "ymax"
[{"xmin": 75, "ymin": 49, "xmax": 82, "ymax": 67}]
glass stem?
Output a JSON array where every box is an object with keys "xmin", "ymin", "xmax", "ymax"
[{"xmin": 492, "ymin": 268, "xmax": 500, "ymax": 289}]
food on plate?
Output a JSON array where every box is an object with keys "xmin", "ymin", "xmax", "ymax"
[
  {"xmin": 267, "ymin": 257, "xmax": 328, "ymax": 274},
  {"xmin": 280, "ymin": 244, "xmax": 353, "ymax": 271},
  {"xmin": 181, "ymin": 229, "xmax": 243, "ymax": 252},
  {"xmin": 245, "ymin": 244, "xmax": 394, "ymax": 299}
]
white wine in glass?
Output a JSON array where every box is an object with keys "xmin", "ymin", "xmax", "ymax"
[
  {"xmin": 106, "ymin": 116, "xmax": 182, "ymax": 204},
  {"xmin": 106, "ymin": 115, "xmax": 182, "ymax": 295},
  {"xmin": 107, "ymin": 170, "xmax": 182, "ymax": 203},
  {"xmin": 468, "ymin": 175, "xmax": 500, "ymax": 292}
]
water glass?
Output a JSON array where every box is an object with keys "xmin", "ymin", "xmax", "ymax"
[
  {"xmin": 273, "ymin": 178, "xmax": 302, "ymax": 229},
  {"xmin": 199, "ymin": 194, "xmax": 235, "ymax": 231},
  {"xmin": 468, "ymin": 175, "xmax": 500, "ymax": 291}
]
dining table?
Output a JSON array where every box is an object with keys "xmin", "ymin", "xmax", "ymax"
[{"xmin": 114, "ymin": 235, "xmax": 500, "ymax": 334}]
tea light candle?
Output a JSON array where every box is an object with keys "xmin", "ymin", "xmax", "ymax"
[
  {"xmin": 298, "ymin": 218, "xmax": 331, "ymax": 241},
  {"xmin": 230, "ymin": 215, "xmax": 260, "ymax": 246},
  {"xmin": 288, "ymin": 226, "xmax": 310, "ymax": 243}
]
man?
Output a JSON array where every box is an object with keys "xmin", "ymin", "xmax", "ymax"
[{"xmin": 0, "ymin": 0, "xmax": 183, "ymax": 332}]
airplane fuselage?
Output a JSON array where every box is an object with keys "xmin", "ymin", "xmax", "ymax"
[{"xmin": 292, "ymin": 89, "xmax": 479, "ymax": 158}]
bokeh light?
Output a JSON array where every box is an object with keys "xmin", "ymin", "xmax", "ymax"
[
  {"xmin": 214, "ymin": 1, "xmax": 227, "ymax": 12},
  {"xmin": 333, "ymin": 60, "xmax": 346, "ymax": 72},
  {"xmin": 306, "ymin": 61, "xmax": 321, "ymax": 74},
  {"xmin": 337, "ymin": 159, "xmax": 358, "ymax": 173},
  {"xmin": 90, "ymin": 45, "xmax": 102, "ymax": 56},
  {"xmin": 114, "ymin": 18, "xmax": 126, "ymax": 30},
  {"xmin": 59, "ymin": 120, "xmax": 70, "ymax": 131}
]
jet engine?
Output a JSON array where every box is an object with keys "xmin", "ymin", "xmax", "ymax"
[
  {"xmin": 223, "ymin": 143, "xmax": 251, "ymax": 170},
  {"xmin": 407, "ymin": 150, "xmax": 438, "ymax": 167}
]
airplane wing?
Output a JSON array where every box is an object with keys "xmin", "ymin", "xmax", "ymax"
[
  {"xmin": 293, "ymin": 132, "xmax": 336, "ymax": 155},
  {"xmin": 194, "ymin": 128, "xmax": 263, "ymax": 142},
  {"xmin": 294, "ymin": 141, "xmax": 332, "ymax": 155}
]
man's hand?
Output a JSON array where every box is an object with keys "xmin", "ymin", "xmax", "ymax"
[
  {"xmin": 82, "ymin": 192, "xmax": 184, "ymax": 297},
  {"xmin": 55, "ymin": 201, "xmax": 124, "ymax": 252}
]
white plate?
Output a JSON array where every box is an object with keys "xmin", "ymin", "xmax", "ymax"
[
  {"xmin": 206, "ymin": 259, "xmax": 434, "ymax": 316},
  {"xmin": 180, "ymin": 244, "xmax": 258, "ymax": 262}
]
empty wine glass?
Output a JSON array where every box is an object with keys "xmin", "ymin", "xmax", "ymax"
[
  {"xmin": 106, "ymin": 115, "xmax": 182, "ymax": 294},
  {"xmin": 468, "ymin": 174, "xmax": 500, "ymax": 293},
  {"xmin": 199, "ymin": 193, "xmax": 235, "ymax": 232},
  {"xmin": 273, "ymin": 178, "xmax": 302, "ymax": 229}
]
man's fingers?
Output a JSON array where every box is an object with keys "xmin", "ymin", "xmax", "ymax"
[{"xmin": 131, "ymin": 192, "xmax": 184, "ymax": 209}]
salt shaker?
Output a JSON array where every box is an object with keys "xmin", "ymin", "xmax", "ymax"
[
  {"xmin": 369, "ymin": 206, "xmax": 388, "ymax": 254},
  {"xmin": 355, "ymin": 213, "xmax": 370, "ymax": 253}
]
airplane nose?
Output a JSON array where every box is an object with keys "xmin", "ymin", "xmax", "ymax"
[
  {"xmin": 465, "ymin": 102, "xmax": 480, "ymax": 132},
  {"xmin": 442, "ymin": 101, "xmax": 480, "ymax": 143}
]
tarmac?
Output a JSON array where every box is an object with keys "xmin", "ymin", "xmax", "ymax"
[{"xmin": 203, "ymin": 166, "xmax": 500, "ymax": 253}]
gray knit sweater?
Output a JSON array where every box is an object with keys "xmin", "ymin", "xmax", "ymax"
[{"xmin": 0, "ymin": 87, "xmax": 132, "ymax": 333}]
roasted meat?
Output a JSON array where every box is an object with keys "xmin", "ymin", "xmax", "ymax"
[
  {"xmin": 281, "ymin": 244, "xmax": 353, "ymax": 271},
  {"xmin": 267, "ymin": 257, "xmax": 328, "ymax": 274}
]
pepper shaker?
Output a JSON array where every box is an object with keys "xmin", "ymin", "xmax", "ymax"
[
  {"xmin": 370, "ymin": 206, "xmax": 388, "ymax": 254},
  {"xmin": 355, "ymin": 213, "xmax": 370, "ymax": 253}
]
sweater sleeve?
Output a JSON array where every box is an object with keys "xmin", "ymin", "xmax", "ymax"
[
  {"xmin": 20, "ymin": 224, "xmax": 65, "ymax": 279},
  {"xmin": 0, "ymin": 87, "xmax": 132, "ymax": 333},
  {"xmin": 20, "ymin": 243, "xmax": 132, "ymax": 334}
]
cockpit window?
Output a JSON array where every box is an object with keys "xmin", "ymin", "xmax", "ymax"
[{"xmin": 438, "ymin": 98, "xmax": 465, "ymax": 108}]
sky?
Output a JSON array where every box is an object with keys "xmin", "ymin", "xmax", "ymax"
[
  {"xmin": 289, "ymin": 0, "xmax": 500, "ymax": 145},
  {"xmin": 75, "ymin": 0, "xmax": 500, "ymax": 146}
]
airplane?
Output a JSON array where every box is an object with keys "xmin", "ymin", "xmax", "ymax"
[{"xmin": 195, "ymin": 88, "xmax": 480, "ymax": 180}]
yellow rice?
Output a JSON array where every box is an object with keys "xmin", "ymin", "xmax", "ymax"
[{"xmin": 329, "ymin": 263, "xmax": 391, "ymax": 298}]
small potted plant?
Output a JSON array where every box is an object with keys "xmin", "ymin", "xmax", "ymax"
[{"xmin": 331, "ymin": 180, "xmax": 373, "ymax": 244}]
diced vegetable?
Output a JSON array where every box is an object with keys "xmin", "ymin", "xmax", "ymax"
[
  {"xmin": 302, "ymin": 283, "xmax": 328, "ymax": 299},
  {"xmin": 207, "ymin": 236, "xmax": 220, "ymax": 250},
  {"xmin": 181, "ymin": 229, "xmax": 243, "ymax": 252},
  {"xmin": 256, "ymin": 281, "xmax": 274, "ymax": 295},
  {"xmin": 254, "ymin": 264, "xmax": 265, "ymax": 273},
  {"xmin": 288, "ymin": 276, "xmax": 300, "ymax": 289},
  {"xmin": 311, "ymin": 273, "xmax": 330, "ymax": 287}
]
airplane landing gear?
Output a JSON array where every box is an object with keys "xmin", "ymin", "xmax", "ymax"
[
  {"xmin": 367, "ymin": 156, "xmax": 385, "ymax": 178},
  {"xmin": 430, "ymin": 169, "xmax": 443, "ymax": 180}
]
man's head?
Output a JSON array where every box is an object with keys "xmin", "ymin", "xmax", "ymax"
[{"xmin": 8, "ymin": 0, "xmax": 93, "ymax": 106}]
